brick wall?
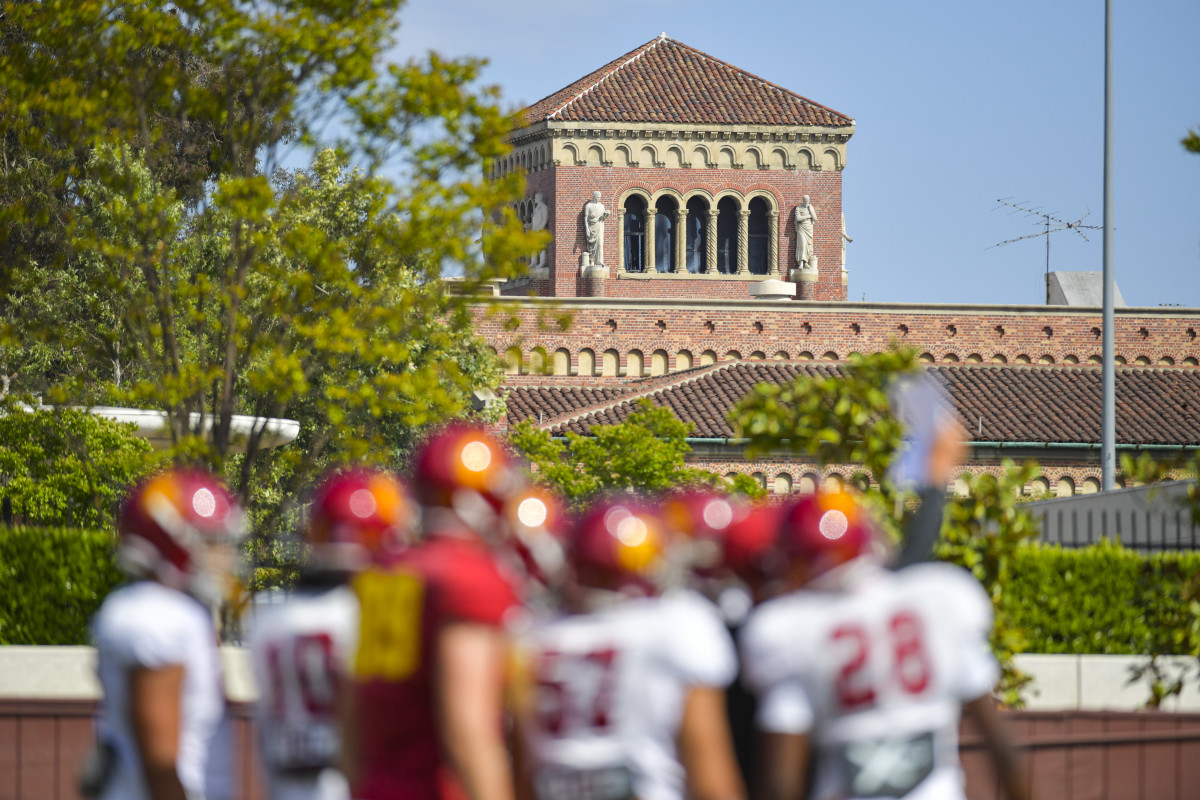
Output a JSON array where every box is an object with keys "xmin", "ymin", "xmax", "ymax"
[
  {"xmin": 515, "ymin": 164, "xmax": 844, "ymax": 301},
  {"xmin": 475, "ymin": 297, "xmax": 1200, "ymax": 379}
]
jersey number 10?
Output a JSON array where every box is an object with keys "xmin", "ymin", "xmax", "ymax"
[{"xmin": 831, "ymin": 611, "xmax": 931, "ymax": 710}]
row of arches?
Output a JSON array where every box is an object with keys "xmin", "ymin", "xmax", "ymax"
[
  {"xmin": 620, "ymin": 190, "xmax": 779, "ymax": 276},
  {"xmin": 710, "ymin": 468, "xmax": 1115, "ymax": 498},
  {"xmin": 917, "ymin": 352, "xmax": 1197, "ymax": 367},
  {"xmin": 496, "ymin": 345, "xmax": 1200, "ymax": 377},
  {"xmin": 493, "ymin": 142, "xmax": 553, "ymax": 177},
  {"xmin": 559, "ymin": 141, "xmax": 841, "ymax": 172}
]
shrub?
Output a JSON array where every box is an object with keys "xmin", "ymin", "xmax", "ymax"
[
  {"xmin": 1008, "ymin": 539, "xmax": 1200, "ymax": 656},
  {"xmin": 0, "ymin": 525, "xmax": 123, "ymax": 645},
  {"xmin": 0, "ymin": 404, "xmax": 156, "ymax": 529}
]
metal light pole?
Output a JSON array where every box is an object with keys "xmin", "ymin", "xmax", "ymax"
[{"xmin": 1101, "ymin": 0, "xmax": 1116, "ymax": 490}]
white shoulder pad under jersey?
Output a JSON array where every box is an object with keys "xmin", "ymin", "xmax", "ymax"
[
  {"xmin": 517, "ymin": 591, "xmax": 736, "ymax": 800},
  {"xmin": 248, "ymin": 586, "xmax": 358, "ymax": 778},
  {"xmin": 742, "ymin": 562, "xmax": 998, "ymax": 737},
  {"xmin": 91, "ymin": 581, "xmax": 230, "ymax": 800}
]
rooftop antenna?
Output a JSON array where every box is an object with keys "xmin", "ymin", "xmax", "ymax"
[{"xmin": 990, "ymin": 198, "xmax": 1101, "ymax": 303}]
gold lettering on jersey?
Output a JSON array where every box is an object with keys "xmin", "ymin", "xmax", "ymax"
[{"xmin": 353, "ymin": 570, "xmax": 424, "ymax": 680}]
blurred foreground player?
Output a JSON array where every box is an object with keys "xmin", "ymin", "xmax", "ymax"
[
  {"xmin": 740, "ymin": 492, "xmax": 1027, "ymax": 800},
  {"xmin": 513, "ymin": 497, "xmax": 745, "ymax": 800},
  {"xmin": 347, "ymin": 425, "xmax": 523, "ymax": 800},
  {"xmin": 87, "ymin": 470, "xmax": 247, "ymax": 800},
  {"xmin": 250, "ymin": 469, "xmax": 415, "ymax": 800}
]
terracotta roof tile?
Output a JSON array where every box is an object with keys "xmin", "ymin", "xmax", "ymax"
[
  {"xmin": 506, "ymin": 363, "xmax": 1200, "ymax": 446},
  {"xmin": 520, "ymin": 36, "xmax": 853, "ymax": 128}
]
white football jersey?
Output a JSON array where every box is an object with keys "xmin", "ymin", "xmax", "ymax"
[
  {"xmin": 92, "ymin": 580, "xmax": 232, "ymax": 800},
  {"xmin": 740, "ymin": 562, "xmax": 998, "ymax": 800},
  {"xmin": 516, "ymin": 590, "xmax": 737, "ymax": 800},
  {"xmin": 248, "ymin": 586, "xmax": 358, "ymax": 800}
]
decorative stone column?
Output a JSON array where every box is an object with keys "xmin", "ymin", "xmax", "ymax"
[
  {"xmin": 616, "ymin": 209, "xmax": 626, "ymax": 273},
  {"xmin": 673, "ymin": 207, "xmax": 687, "ymax": 273},
  {"xmin": 736, "ymin": 209, "xmax": 750, "ymax": 275},
  {"xmin": 645, "ymin": 207, "xmax": 657, "ymax": 273},
  {"xmin": 768, "ymin": 210, "xmax": 780, "ymax": 275},
  {"xmin": 705, "ymin": 209, "xmax": 718, "ymax": 274},
  {"xmin": 796, "ymin": 266, "xmax": 819, "ymax": 300}
]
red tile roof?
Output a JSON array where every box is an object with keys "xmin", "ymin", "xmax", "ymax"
[
  {"xmin": 505, "ymin": 363, "xmax": 1200, "ymax": 446},
  {"xmin": 520, "ymin": 35, "xmax": 853, "ymax": 128}
]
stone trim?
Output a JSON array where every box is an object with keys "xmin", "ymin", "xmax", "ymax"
[{"xmin": 616, "ymin": 271, "xmax": 780, "ymax": 281}]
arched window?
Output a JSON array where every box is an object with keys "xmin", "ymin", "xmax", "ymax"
[
  {"xmin": 685, "ymin": 197, "xmax": 708, "ymax": 273},
  {"xmin": 623, "ymin": 196, "xmax": 646, "ymax": 273},
  {"xmin": 716, "ymin": 196, "xmax": 739, "ymax": 274},
  {"xmin": 654, "ymin": 196, "xmax": 678, "ymax": 273},
  {"xmin": 747, "ymin": 197, "xmax": 769, "ymax": 275}
]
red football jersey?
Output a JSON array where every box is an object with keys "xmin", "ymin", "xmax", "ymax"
[{"xmin": 350, "ymin": 536, "xmax": 520, "ymax": 800}]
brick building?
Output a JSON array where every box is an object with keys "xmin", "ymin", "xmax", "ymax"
[{"xmin": 472, "ymin": 35, "xmax": 1200, "ymax": 495}]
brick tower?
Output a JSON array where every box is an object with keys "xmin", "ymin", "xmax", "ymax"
[{"xmin": 495, "ymin": 34, "xmax": 854, "ymax": 302}]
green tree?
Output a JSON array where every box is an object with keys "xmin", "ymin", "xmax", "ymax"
[
  {"xmin": 0, "ymin": 2, "xmax": 543, "ymax": 532},
  {"xmin": 0, "ymin": 403, "xmax": 156, "ymax": 529},
  {"xmin": 509, "ymin": 399, "xmax": 765, "ymax": 508},
  {"xmin": 1184, "ymin": 128, "xmax": 1200, "ymax": 154}
]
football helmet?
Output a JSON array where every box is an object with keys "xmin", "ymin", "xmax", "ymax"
[
  {"xmin": 117, "ymin": 469, "xmax": 248, "ymax": 606},
  {"xmin": 721, "ymin": 501, "xmax": 786, "ymax": 583},
  {"xmin": 661, "ymin": 489, "xmax": 737, "ymax": 541},
  {"xmin": 777, "ymin": 491, "xmax": 880, "ymax": 585},
  {"xmin": 498, "ymin": 483, "xmax": 570, "ymax": 598},
  {"xmin": 569, "ymin": 497, "xmax": 670, "ymax": 595},
  {"xmin": 410, "ymin": 424, "xmax": 521, "ymax": 520},
  {"xmin": 306, "ymin": 468, "xmax": 417, "ymax": 574}
]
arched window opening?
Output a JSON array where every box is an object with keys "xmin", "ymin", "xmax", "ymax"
[
  {"xmin": 716, "ymin": 197, "xmax": 739, "ymax": 274},
  {"xmin": 747, "ymin": 197, "xmax": 769, "ymax": 275},
  {"xmin": 685, "ymin": 197, "xmax": 708, "ymax": 273},
  {"xmin": 654, "ymin": 196, "xmax": 678, "ymax": 273},
  {"xmin": 623, "ymin": 196, "xmax": 646, "ymax": 273}
]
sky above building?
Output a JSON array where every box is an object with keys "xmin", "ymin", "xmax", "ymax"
[{"xmin": 385, "ymin": 0, "xmax": 1200, "ymax": 308}]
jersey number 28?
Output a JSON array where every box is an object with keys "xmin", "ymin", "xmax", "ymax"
[{"xmin": 831, "ymin": 611, "xmax": 931, "ymax": 710}]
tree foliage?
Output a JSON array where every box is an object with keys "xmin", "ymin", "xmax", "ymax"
[
  {"xmin": 0, "ymin": 404, "xmax": 156, "ymax": 529},
  {"xmin": 0, "ymin": 1, "xmax": 543, "ymax": 537},
  {"xmin": 509, "ymin": 400, "xmax": 765, "ymax": 508}
]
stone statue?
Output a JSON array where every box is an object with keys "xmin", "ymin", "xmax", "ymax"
[
  {"xmin": 794, "ymin": 195, "xmax": 819, "ymax": 271},
  {"xmin": 529, "ymin": 192, "xmax": 549, "ymax": 271},
  {"xmin": 583, "ymin": 191, "xmax": 608, "ymax": 267}
]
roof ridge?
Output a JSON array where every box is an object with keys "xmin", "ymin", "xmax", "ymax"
[
  {"xmin": 540, "ymin": 361, "xmax": 737, "ymax": 431},
  {"xmin": 547, "ymin": 35, "xmax": 665, "ymax": 121}
]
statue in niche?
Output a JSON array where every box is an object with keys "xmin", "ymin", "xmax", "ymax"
[
  {"xmin": 583, "ymin": 191, "xmax": 608, "ymax": 266},
  {"xmin": 794, "ymin": 195, "xmax": 819, "ymax": 271},
  {"xmin": 529, "ymin": 192, "xmax": 549, "ymax": 271}
]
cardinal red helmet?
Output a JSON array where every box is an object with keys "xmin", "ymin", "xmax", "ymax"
[
  {"xmin": 569, "ymin": 497, "xmax": 670, "ymax": 595},
  {"xmin": 117, "ymin": 469, "xmax": 248, "ymax": 605},
  {"xmin": 721, "ymin": 501, "xmax": 786, "ymax": 583},
  {"xmin": 306, "ymin": 468, "xmax": 417, "ymax": 574},
  {"xmin": 777, "ymin": 491, "xmax": 879, "ymax": 584},
  {"xmin": 501, "ymin": 484, "xmax": 569, "ymax": 591},
  {"xmin": 661, "ymin": 489, "xmax": 737, "ymax": 541},
  {"xmin": 410, "ymin": 424, "xmax": 521, "ymax": 512}
]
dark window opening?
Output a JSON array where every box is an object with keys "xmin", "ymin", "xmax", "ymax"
[
  {"xmin": 624, "ymin": 196, "xmax": 646, "ymax": 273},
  {"xmin": 654, "ymin": 196, "xmax": 678, "ymax": 273},
  {"xmin": 685, "ymin": 197, "xmax": 708, "ymax": 273},
  {"xmin": 748, "ymin": 197, "xmax": 769, "ymax": 275},
  {"xmin": 717, "ymin": 197, "xmax": 739, "ymax": 274}
]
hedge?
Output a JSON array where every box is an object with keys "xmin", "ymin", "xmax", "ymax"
[
  {"xmin": 1007, "ymin": 539, "xmax": 1200, "ymax": 656},
  {"xmin": 0, "ymin": 525, "xmax": 123, "ymax": 645},
  {"xmin": 1, "ymin": 525, "xmax": 1197, "ymax": 655}
]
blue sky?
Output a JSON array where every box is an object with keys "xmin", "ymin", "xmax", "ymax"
[{"xmin": 386, "ymin": 0, "xmax": 1200, "ymax": 308}]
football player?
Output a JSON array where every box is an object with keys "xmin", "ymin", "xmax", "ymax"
[
  {"xmin": 513, "ymin": 496, "xmax": 745, "ymax": 800},
  {"xmin": 88, "ymin": 469, "xmax": 247, "ymax": 800},
  {"xmin": 249, "ymin": 469, "xmax": 416, "ymax": 800},
  {"xmin": 345, "ymin": 424, "xmax": 524, "ymax": 800},
  {"xmin": 739, "ymin": 491, "xmax": 1028, "ymax": 800}
]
